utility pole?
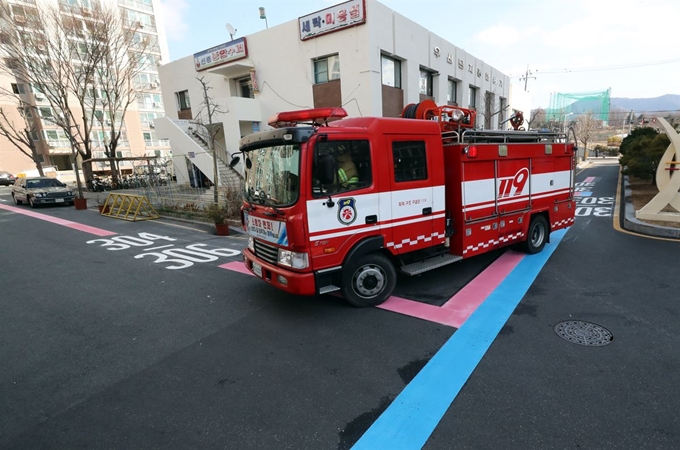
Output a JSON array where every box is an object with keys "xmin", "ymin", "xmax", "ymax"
[
  {"xmin": 519, "ymin": 65, "xmax": 536, "ymax": 91},
  {"xmin": 628, "ymin": 110, "xmax": 633, "ymax": 135}
]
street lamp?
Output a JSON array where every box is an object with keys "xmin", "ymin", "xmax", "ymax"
[
  {"xmin": 563, "ymin": 112, "xmax": 573, "ymax": 132},
  {"xmin": 259, "ymin": 7, "xmax": 268, "ymax": 29}
]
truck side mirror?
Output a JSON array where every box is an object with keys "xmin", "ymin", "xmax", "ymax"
[{"xmin": 318, "ymin": 153, "xmax": 335, "ymax": 185}]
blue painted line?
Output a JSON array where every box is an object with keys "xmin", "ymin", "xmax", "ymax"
[
  {"xmin": 575, "ymin": 191, "xmax": 592, "ymax": 197},
  {"xmin": 352, "ymin": 229, "xmax": 568, "ymax": 450}
]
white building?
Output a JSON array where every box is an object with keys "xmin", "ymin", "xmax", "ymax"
[
  {"xmin": 0, "ymin": 0, "xmax": 171, "ymax": 177},
  {"xmin": 156, "ymin": 0, "xmax": 516, "ymax": 187}
]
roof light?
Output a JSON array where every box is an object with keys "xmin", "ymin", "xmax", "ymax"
[{"xmin": 268, "ymin": 107, "xmax": 348, "ymax": 128}]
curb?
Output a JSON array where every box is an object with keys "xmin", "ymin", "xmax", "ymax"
[{"xmin": 622, "ymin": 175, "xmax": 680, "ymax": 239}]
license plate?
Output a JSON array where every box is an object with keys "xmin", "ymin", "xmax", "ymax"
[
  {"xmin": 252, "ymin": 262, "xmax": 262, "ymax": 277},
  {"xmin": 55, "ymin": 199, "xmax": 64, "ymax": 203}
]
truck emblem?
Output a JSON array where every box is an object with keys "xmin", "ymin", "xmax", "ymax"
[{"xmin": 337, "ymin": 198, "xmax": 357, "ymax": 225}]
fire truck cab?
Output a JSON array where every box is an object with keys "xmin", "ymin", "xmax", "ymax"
[{"xmin": 238, "ymin": 101, "xmax": 577, "ymax": 307}]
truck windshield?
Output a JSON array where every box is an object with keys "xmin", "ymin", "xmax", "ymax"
[{"xmin": 244, "ymin": 144, "xmax": 300, "ymax": 206}]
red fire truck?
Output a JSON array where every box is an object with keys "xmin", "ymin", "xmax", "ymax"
[{"xmin": 237, "ymin": 100, "xmax": 577, "ymax": 307}]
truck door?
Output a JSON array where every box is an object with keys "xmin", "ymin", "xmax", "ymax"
[
  {"xmin": 307, "ymin": 138, "xmax": 378, "ymax": 266},
  {"xmin": 386, "ymin": 138, "xmax": 437, "ymax": 254}
]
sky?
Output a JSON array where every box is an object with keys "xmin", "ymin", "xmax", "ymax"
[{"xmin": 157, "ymin": 0, "xmax": 680, "ymax": 110}]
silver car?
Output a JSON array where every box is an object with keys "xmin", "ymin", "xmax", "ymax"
[{"xmin": 10, "ymin": 177, "xmax": 75, "ymax": 208}]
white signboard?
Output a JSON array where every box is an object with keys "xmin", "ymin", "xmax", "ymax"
[
  {"xmin": 245, "ymin": 213, "xmax": 289, "ymax": 246},
  {"xmin": 298, "ymin": 0, "xmax": 366, "ymax": 41},
  {"xmin": 194, "ymin": 37, "xmax": 247, "ymax": 71}
]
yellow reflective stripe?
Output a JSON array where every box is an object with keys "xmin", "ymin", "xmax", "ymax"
[{"xmin": 338, "ymin": 168, "xmax": 348, "ymax": 183}]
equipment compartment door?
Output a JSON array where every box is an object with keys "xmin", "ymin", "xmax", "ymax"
[{"xmin": 496, "ymin": 159, "xmax": 531, "ymax": 214}]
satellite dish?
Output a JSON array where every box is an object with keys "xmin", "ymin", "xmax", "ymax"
[{"xmin": 226, "ymin": 23, "xmax": 236, "ymax": 40}]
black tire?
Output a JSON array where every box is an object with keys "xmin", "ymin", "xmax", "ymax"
[
  {"xmin": 523, "ymin": 215, "xmax": 549, "ymax": 254},
  {"xmin": 341, "ymin": 253, "xmax": 396, "ymax": 307},
  {"xmin": 12, "ymin": 193, "xmax": 22, "ymax": 205}
]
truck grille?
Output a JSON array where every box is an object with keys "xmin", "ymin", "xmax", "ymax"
[{"xmin": 254, "ymin": 240, "xmax": 278, "ymax": 265}]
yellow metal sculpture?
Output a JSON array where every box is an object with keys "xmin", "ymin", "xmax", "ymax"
[{"xmin": 635, "ymin": 117, "xmax": 680, "ymax": 223}]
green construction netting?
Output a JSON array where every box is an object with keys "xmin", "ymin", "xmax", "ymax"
[{"xmin": 546, "ymin": 89, "xmax": 610, "ymax": 124}]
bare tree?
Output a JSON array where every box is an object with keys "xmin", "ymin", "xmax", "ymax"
[
  {"xmin": 575, "ymin": 111, "xmax": 599, "ymax": 160},
  {"xmin": 527, "ymin": 108, "xmax": 546, "ymax": 130},
  {"xmin": 0, "ymin": 1, "xmax": 147, "ymax": 194},
  {"xmin": 90, "ymin": 5, "xmax": 151, "ymax": 186},
  {"xmin": 194, "ymin": 76, "xmax": 227, "ymax": 203},
  {"xmin": 0, "ymin": 90, "xmax": 44, "ymax": 175}
]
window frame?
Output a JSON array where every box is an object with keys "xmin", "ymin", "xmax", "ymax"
[
  {"xmin": 392, "ymin": 140, "xmax": 428, "ymax": 183},
  {"xmin": 313, "ymin": 54, "xmax": 340, "ymax": 84},
  {"xmin": 175, "ymin": 90, "xmax": 190, "ymax": 110},
  {"xmin": 468, "ymin": 85, "xmax": 478, "ymax": 110},
  {"xmin": 381, "ymin": 55, "xmax": 401, "ymax": 88},
  {"xmin": 447, "ymin": 79, "xmax": 458, "ymax": 105},
  {"xmin": 419, "ymin": 69, "xmax": 433, "ymax": 97}
]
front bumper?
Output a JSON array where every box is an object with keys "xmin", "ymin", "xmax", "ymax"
[
  {"xmin": 33, "ymin": 196, "xmax": 74, "ymax": 205},
  {"xmin": 242, "ymin": 248, "xmax": 317, "ymax": 296}
]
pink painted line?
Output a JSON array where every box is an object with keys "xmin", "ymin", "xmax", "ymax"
[
  {"xmin": 0, "ymin": 204, "xmax": 116, "ymax": 236},
  {"xmin": 219, "ymin": 260, "xmax": 253, "ymax": 275},
  {"xmin": 584, "ymin": 176, "xmax": 595, "ymax": 183},
  {"xmin": 377, "ymin": 296, "xmax": 460, "ymax": 327},
  {"xmin": 218, "ymin": 252, "xmax": 524, "ymax": 329},
  {"xmin": 440, "ymin": 251, "xmax": 525, "ymax": 327}
]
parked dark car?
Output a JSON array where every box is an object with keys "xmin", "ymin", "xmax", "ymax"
[
  {"xmin": 0, "ymin": 171, "xmax": 15, "ymax": 186},
  {"xmin": 10, "ymin": 177, "xmax": 75, "ymax": 207}
]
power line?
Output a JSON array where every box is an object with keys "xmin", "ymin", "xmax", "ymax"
[{"xmin": 510, "ymin": 57, "xmax": 680, "ymax": 78}]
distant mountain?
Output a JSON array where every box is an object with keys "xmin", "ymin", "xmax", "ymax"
[{"xmin": 571, "ymin": 94, "xmax": 680, "ymax": 114}]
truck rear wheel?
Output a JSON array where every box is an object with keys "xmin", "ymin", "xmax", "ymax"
[
  {"xmin": 342, "ymin": 253, "xmax": 396, "ymax": 307},
  {"xmin": 523, "ymin": 215, "xmax": 549, "ymax": 254}
]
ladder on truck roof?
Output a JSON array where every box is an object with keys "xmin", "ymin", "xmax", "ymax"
[{"xmin": 442, "ymin": 129, "xmax": 568, "ymax": 145}]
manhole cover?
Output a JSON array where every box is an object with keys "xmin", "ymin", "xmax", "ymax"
[{"xmin": 554, "ymin": 321, "xmax": 613, "ymax": 346}]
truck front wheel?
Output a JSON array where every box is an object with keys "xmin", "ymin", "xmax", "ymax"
[{"xmin": 342, "ymin": 253, "xmax": 396, "ymax": 307}]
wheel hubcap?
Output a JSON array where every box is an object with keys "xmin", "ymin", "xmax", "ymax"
[
  {"xmin": 353, "ymin": 265, "xmax": 385, "ymax": 297},
  {"xmin": 532, "ymin": 224, "xmax": 545, "ymax": 246}
]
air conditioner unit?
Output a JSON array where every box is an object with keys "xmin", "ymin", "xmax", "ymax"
[
  {"xmin": 138, "ymin": 21, "xmax": 144, "ymax": 28},
  {"xmin": 35, "ymin": 92, "xmax": 45, "ymax": 100},
  {"xmin": 105, "ymin": 120, "xmax": 112, "ymax": 126},
  {"xmin": 152, "ymin": 102, "xmax": 158, "ymax": 107},
  {"xmin": 149, "ymin": 123, "xmax": 155, "ymax": 129}
]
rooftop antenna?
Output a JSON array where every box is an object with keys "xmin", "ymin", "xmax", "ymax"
[{"xmin": 226, "ymin": 23, "xmax": 236, "ymax": 41}]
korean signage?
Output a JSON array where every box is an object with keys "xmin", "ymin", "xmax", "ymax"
[
  {"xmin": 299, "ymin": 0, "xmax": 366, "ymax": 41},
  {"xmin": 194, "ymin": 37, "xmax": 248, "ymax": 71}
]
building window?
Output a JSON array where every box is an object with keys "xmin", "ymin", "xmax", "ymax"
[
  {"xmin": 314, "ymin": 54, "xmax": 340, "ymax": 84},
  {"xmin": 499, "ymin": 97, "xmax": 507, "ymax": 128},
  {"xmin": 238, "ymin": 77, "xmax": 254, "ymax": 98},
  {"xmin": 447, "ymin": 79, "xmax": 458, "ymax": 105},
  {"xmin": 393, "ymin": 141, "xmax": 427, "ymax": 182},
  {"xmin": 175, "ymin": 90, "xmax": 190, "ymax": 110},
  {"xmin": 11, "ymin": 83, "xmax": 26, "ymax": 94},
  {"xmin": 469, "ymin": 85, "xmax": 478, "ymax": 110},
  {"xmin": 381, "ymin": 55, "xmax": 401, "ymax": 88},
  {"xmin": 419, "ymin": 69, "xmax": 433, "ymax": 97},
  {"xmin": 30, "ymin": 131, "xmax": 39, "ymax": 141}
]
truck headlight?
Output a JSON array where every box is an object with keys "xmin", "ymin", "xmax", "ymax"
[
  {"xmin": 278, "ymin": 249, "xmax": 309, "ymax": 269},
  {"xmin": 247, "ymin": 236, "xmax": 255, "ymax": 252}
]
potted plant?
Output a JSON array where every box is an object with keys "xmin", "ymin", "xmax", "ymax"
[
  {"xmin": 96, "ymin": 195, "xmax": 110, "ymax": 214},
  {"xmin": 73, "ymin": 194, "xmax": 88, "ymax": 210},
  {"xmin": 205, "ymin": 203, "xmax": 231, "ymax": 236}
]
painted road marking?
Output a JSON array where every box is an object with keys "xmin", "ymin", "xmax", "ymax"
[
  {"xmin": 221, "ymin": 245, "xmax": 529, "ymax": 329},
  {"xmin": 0, "ymin": 203, "xmax": 116, "ymax": 236},
  {"xmin": 377, "ymin": 250, "xmax": 525, "ymax": 328},
  {"xmin": 351, "ymin": 228, "xmax": 567, "ymax": 450}
]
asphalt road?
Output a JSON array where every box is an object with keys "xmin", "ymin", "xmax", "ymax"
[{"xmin": 1, "ymin": 161, "xmax": 678, "ymax": 449}]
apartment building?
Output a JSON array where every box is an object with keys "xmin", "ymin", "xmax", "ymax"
[
  {"xmin": 155, "ymin": 0, "xmax": 518, "ymax": 187},
  {"xmin": 0, "ymin": 0, "xmax": 171, "ymax": 176}
]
